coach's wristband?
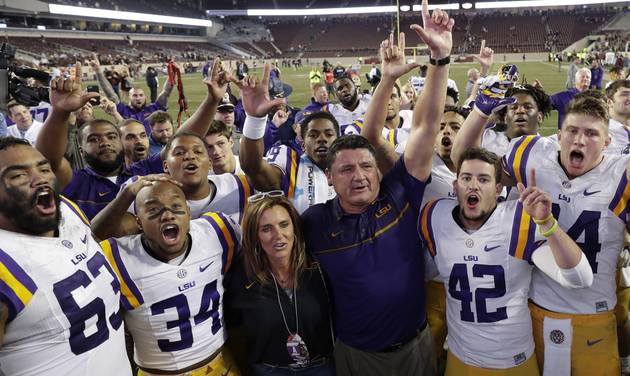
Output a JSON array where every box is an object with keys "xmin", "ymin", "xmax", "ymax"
[{"xmin": 243, "ymin": 115, "xmax": 267, "ymax": 140}]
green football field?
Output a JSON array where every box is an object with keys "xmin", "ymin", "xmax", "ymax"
[{"xmin": 90, "ymin": 60, "xmax": 594, "ymax": 137}]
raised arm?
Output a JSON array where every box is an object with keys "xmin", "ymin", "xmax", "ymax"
[
  {"xmin": 37, "ymin": 62, "xmax": 99, "ymax": 190},
  {"xmin": 464, "ymin": 40, "xmax": 494, "ymax": 105},
  {"xmin": 177, "ymin": 58, "xmax": 229, "ymax": 138},
  {"xmin": 236, "ymin": 63, "xmax": 287, "ymax": 191},
  {"xmin": 404, "ymin": 0, "xmax": 454, "ymax": 182},
  {"xmin": 155, "ymin": 61, "xmax": 177, "ymax": 108},
  {"xmin": 89, "ymin": 55, "xmax": 120, "ymax": 104},
  {"xmin": 521, "ymin": 170, "xmax": 593, "ymax": 288},
  {"xmin": 361, "ymin": 33, "xmax": 419, "ymax": 175}
]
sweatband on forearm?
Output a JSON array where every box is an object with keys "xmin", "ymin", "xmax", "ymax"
[{"xmin": 242, "ymin": 114, "xmax": 267, "ymax": 140}]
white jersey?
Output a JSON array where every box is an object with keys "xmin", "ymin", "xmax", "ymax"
[
  {"xmin": 481, "ymin": 127, "xmax": 511, "ymax": 157},
  {"xmin": 102, "ymin": 213, "xmax": 241, "ymax": 371},
  {"xmin": 124, "ymin": 173, "xmax": 252, "ymax": 223},
  {"xmin": 6, "ymin": 120, "xmax": 44, "ymax": 146},
  {"xmin": 605, "ymin": 118, "xmax": 629, "ymax": 156},
  {"xmin": 343, "ymin": 110, "xmax": 413, "ymax": 148},
  {"xmin": 0, "ymin": 198, "xmax": 130, "ymax": 376},
  {"xmin": 324, "ymin": 96, "xmax": 370, "ymax": 134},
  {"xmin": 504, "ymin": 135, "xmax": 628, "ymax": 313},
  {"xmin": 422, "ymin": 153, "xmax": 456, "ymax": 207},
  {"xmin": 420, "ymin": 199, "xmax": 542, "ymax": 369},
  {"xmin": 209, "ymin": 158, "xmax": 244, "ymax": 176},
  {"xmin": 265, "ymin": 144, "xmax": 336, "ymax": 214}
]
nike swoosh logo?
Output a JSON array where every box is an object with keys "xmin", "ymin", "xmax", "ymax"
[
  {"xmin": 587, "ymin": 338, "xmax": 603, "ymax": 346},
  {"xmin": 80, "ymin": 235, "xmax": 87, "ymax": 244},
  {"xmin": 199, "ymin": 261, "xmax": 214, "ymax": 272},
  {"xmin": 484, "ymin": 245, "xmax": 500, "ymax": 252},
  {"xmin": 330, "ymin": 231, "xmax": 343, "ymax": 238},
  {"xmin": 583, "ymin": 189, "xmax": 601, "ymax": 196},
  {"xmin": 245, "ymin": 281, "xmax": 256, "ymax": 289},
  {"xmin": 98, "ymin": 191, "xmax": 110, "ymax": 197}
]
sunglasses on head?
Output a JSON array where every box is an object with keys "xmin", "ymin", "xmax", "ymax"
[{"xmin": 248, "ymin": 190, "xmax": 285, "ymax": 203}]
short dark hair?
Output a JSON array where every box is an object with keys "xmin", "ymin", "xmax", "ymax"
[
  {"xmin": 574, "ymin": 89, "xmax": 607, "ymax": 102},
  {"xmin": 456, "ymin": 147, "xmax": 501, "ymax": 183},
  {"xmin": 606, "ymin": 80, "xmax": 630, "ymax": 100},
  {"xmin": 206, "ymin": 120, "xmax": 232, "ymax": 140},
  {"xmin": 161, "ymin": 131, "xmax": 206, "ymax": 159},
  {"xmin": 147, "ymin": 111, "xmax": 173, "ymax": 127},
  {"xmin": 300, "ymin": 111, "xmax": 340, "ymax": 140},
  {"xmin": 6, "ymin": 102, "xmax": 25, "ymax": 115},
  {"xmin": 505, "ymin": 84, "xmax": 552, "ymax": 118},
  {"xmin": 444, "ymin": 105, "xmax": 470, "ymax": 119},
  {"xmin": 119, "ymin": 118, "xmax": 144, "ymax": 129},
  {"xmin": 446, "ymin": 87, "xmax": 459, "ymax": 103},
  {"xmin": 0, "ymin": 137, "xmax": 31, "ymax": 152},
  {"xmin": 326, "ymin": 135, "xmax": 376, "ymax": 170},
  {"xmin": 78, "ymin": 118, "xmax": 120, "ymax": 141}
]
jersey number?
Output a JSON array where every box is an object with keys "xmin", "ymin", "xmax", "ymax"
[
  {"xmin": 448, "ymin": 263, "xmax": 507, "ymax": 323},
  {"xmin": 150, "ymin": 280, "xmax": 221, "ymax": 352},
  {"xmin": 552, "ymin": 204, "xmax": 601, "ymax": 273},
  {"xmin": 53, "ymin": 252, "xmax": 123, "ymax": 355}
]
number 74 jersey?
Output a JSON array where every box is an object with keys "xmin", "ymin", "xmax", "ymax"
[
  {"xmin": 102, "ymin": 212, "xmax": 241, "ymax": 372},
  {"xmin": 420, "ymin": 199, "xmax": 543, "ymax": 369},
  {"xmin": 504, "ymin": 135, "xmax": 629, "ymax": 314},
  {"xmin": 0, "ymin": 198, "xmax": 131, "ymax": 376}
]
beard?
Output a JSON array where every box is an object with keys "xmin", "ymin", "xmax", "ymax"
[
  {"xmin": 0, "ymin": 185, "xmax": 61, "ymax": 235},
  {"xmin": 84, "ymin": 151, "xmax": 124, "ymax": 175}
]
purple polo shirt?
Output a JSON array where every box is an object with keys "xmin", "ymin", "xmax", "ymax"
[
  {"xmin": 551, "ymin": 87, "xmax": 579, "ymax": 129},
  {"xmin": 302, "ymin": 156, "xmax": 428, "ymax": 351},
  {"xmin": 117, "ymin": 102, "xmax": 166, "ymax": 134},
  {"xmin": 61, "ymin": 154, "xmax": 164, "ymax": 220}
]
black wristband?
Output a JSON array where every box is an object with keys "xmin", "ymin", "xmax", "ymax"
[{"xmin": 429, "ymin": 56, "xmax": 451, "ymax": 66}]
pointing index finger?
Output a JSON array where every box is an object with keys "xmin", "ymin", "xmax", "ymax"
[
  {"xmin": 528, "ymin": 168, "xmax": 537, "ymax": 188},
  {"xmin": 75, "ymin": 61, "xmax": 82, "ymax": 84},
  {"xmin": 422, "ymin": 0, "xmax": 429, "ymax": 21},
  {"xmin": 479, "ymin": 39, "xmax": 486, "ymax": 54}
]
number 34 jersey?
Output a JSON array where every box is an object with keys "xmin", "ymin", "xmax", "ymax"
[
  {"xmin": 102, "ymin": 212, "xmax": 241, "ymax": 372},
  {"xmin": 504, "ymin": 135, "xmax": 629, "ymax": 314},
  {"xmin": 420, "ymin": 199, "xmax": 543, "ymax": 369},
  {"xmin": 0, "ymin": 198, "xmax": 131, "ymax": 376}
]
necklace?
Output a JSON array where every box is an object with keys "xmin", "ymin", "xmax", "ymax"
[{"xmin": 270, "ymin": 272, "xmax": 310, "ymax": 367}]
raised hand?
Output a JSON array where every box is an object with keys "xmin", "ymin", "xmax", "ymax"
[
  {"xmin": 472, "ymin": 40, "xmax": 494, "ymax": 76},
  {"xmin": 518, "ymin": 169, "xmax": 552, "ymax": 222},
  {"xmin": 202, "ymin": 57, "xmax": 231, "ymax": 104},
  {"xmin": 231, "ymin": 63, "xmax": 284, "ymax": 118},
  {"xmin": 49, "ymin": 62, "xmax": 99, "ymax": 113},
  {"xmin": 88, "ymin": 53, "xmax": 101, "ymax": 72},
  {"xmin": 474, "ymin": 75, "xmax": 516, "ymax": 117},
  {"xmin": 272, "ymin": 108, "xmax": 289, "ymax": 127},
  {"xmin": 380, "ymin": 33, "xmax": 420, "ymax": 80},
  {"xmin": 121, "ymin": 174, "xmax": 182, "ymax": 198},
  {"xmin": 410, "ymin": 0, "xmax": 454, "ymax": 59}
]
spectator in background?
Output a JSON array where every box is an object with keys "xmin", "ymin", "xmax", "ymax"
[
  {"xmin": 145, "ymin": 66, "xmax": 159, "ymax": 103},
  {"xmin": 104, "ymin": 67, "xmax": 121, "ymax": 97},
  {"xmin": 205, "ymin": 120, "xmax": 242, "ymax": 175},
  {"xmin": 365, "ymin": 63, "xmax": 382, "ymax": 88},
  {"xmin": 6, "ymin": 102, "xmax": 44, "ymax": 145},
  {"xmin": 465, "ymin": 67, "xmax": 480, "ymax": 98},
  {"xmin": 590, "ymin": 59, "xmax": 604, "ymax": 90},
  {"xmin": 147, "ymin": 110, "xmax": 174, "ymax": 156},
  {"xmin": 565, "ymin": 55, "xmax": 578, "ymax": 89},
  {"xmin": 91, "ymin": 55, "xmax": 175, "ymax": 134},
  {"xmin": 300, "ymin": 83, "xmax": 329, "ymax": 119},
  {"xmin": 324, "ymin": 68, "xmax": 335, "ymax": 99},
  {"xmin": 545, "ymin": 67, "xmax": 591, "ymax": 128},
  {"xmin": 333, "ymin": 62, "xmax": 346, "ymax": 79}
]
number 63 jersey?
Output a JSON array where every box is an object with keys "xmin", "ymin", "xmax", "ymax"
[
  {"xmin": 504, "ymin": 135, "xmax": 628, "ymax": 314},
  {"xmin": 102, "ymin": 212, "xmax": 240, "ymax": 372},
  {"xmin": 0, "ymin": 198, "xmax": 131, "ymax": 376},
  {"xmin": 420, "ymin": 198, "xmax": 543, "ymax": 369}
]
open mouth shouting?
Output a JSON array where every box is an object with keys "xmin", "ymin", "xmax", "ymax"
[
  {"xmin": 183, "ymin": 162, "xmax": 199, "ymax": 175},
  {"xmin": 33, "ymin": 187, "xmax": 57, "ymax": 216},
  {"xmin": 466, "ymin": 193, "xmax": 480, "ymax": 210},
  {"xmin": 568, "ymin": 149, "xmax": 585, "ymax": 168},
  {"xmin": 441, "ymin": 136, "xmax": 452, "ymax": 148},
  {"xmin": 160, "ymin": 223, "xmax": 181, "ymax": 246}
]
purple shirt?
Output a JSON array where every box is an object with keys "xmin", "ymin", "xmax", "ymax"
[
  {"xmin": 61, "ymin": 154, "xmax": 164, "ymax": 220},
  {"xmin": 302, "ymin": 156, "xmax": 428, "ymax": 351},
  {"xmin": 117, "ymin": 102, "xmax": 166, "ymax": 134},
  {"xmin": 590, "ymin": 66, "xmax": 604, "ymax": 90},
  {"xmin": 551, "ymin": 87, "xmax": 579, "ymax": 129}
]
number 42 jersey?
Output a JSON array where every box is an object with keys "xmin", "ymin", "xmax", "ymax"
[
  {"xmin": 0, "ymin": 198, "xmax": 131, "ymax": 376},
  {"xmin": 420, "ymin": 198, "xmax": 543, "ymax": 369},
  {"xmin": 102, "ymin": 212, "xmax": 241, "ymax": 372}
]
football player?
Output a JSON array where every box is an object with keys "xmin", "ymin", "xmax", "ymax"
[
  {"xmin": 420, "ymin": 147, "xmax": 592, "ymax": 374},
  {"xmin": 102, "ymin": 180, "xmax": 240, "ymax": 375},
  {"xmin": 0, "ymin": 138, "xmax": 131, "ymax": 375}
]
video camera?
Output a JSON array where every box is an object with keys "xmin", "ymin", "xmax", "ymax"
[{"xmin": 0, "ymin": 42, "xmax": 51, "ymax": 112}]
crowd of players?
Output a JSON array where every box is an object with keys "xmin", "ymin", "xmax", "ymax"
[{"xmin": 1, "ymin": 0, "xmax": 630, "ymax": 374}]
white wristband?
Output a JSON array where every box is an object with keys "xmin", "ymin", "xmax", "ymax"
[{"xmin": 243, "ymin": 115, "xmax": 268, "ymax": 140}]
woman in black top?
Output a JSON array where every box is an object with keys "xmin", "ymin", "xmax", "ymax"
[{"xmin": 224, "ymin": 192, "xmax": 335, "ymax": 376}]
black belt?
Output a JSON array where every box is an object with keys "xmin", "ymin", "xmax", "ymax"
[
  {"xmin": 378, "ymin": 320, "xmax": 428, "ymax": 353},
  {"xmin": 262, "ymin": 355, "xmax": 330, "ymax": 371}
]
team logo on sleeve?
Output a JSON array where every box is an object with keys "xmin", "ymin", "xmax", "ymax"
[{"xmin": 550, "ymin": 330, "xmax": 565, "ymax": 344}]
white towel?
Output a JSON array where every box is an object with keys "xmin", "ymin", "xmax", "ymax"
[{"xmin": 542, "ymin": 317, "xmax": 572, "ymax": 376}]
